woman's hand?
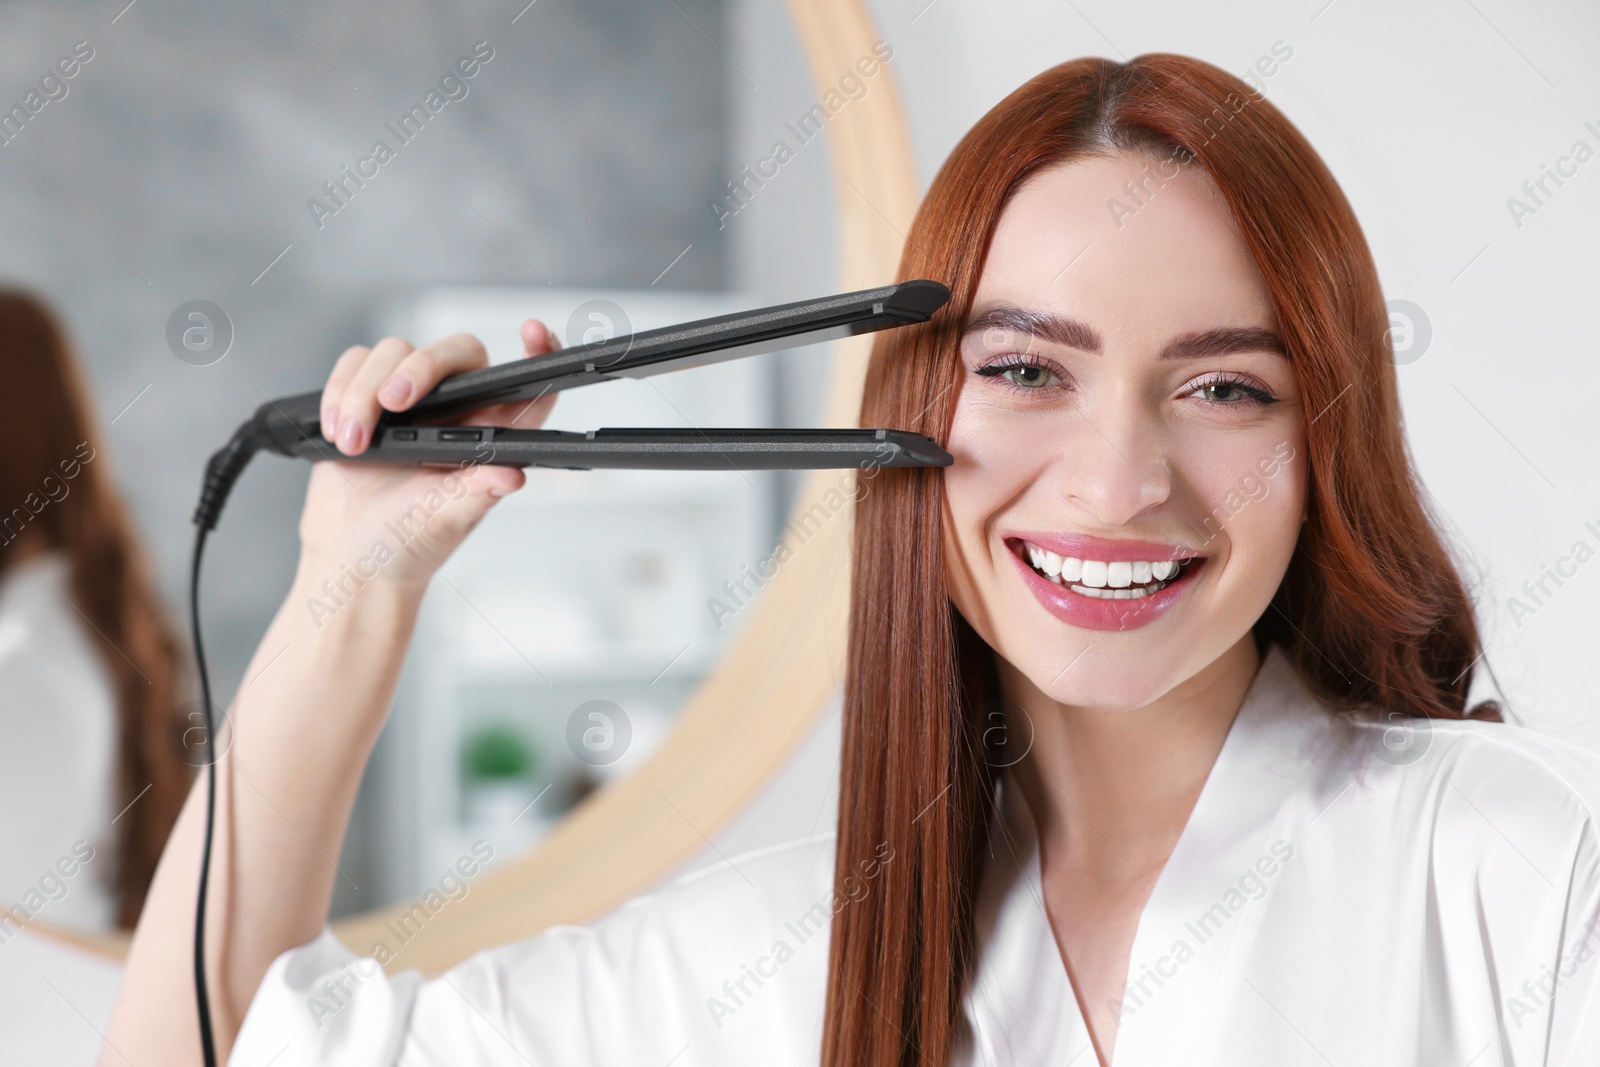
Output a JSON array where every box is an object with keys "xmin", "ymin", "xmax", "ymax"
[
  {"xmin": 297, "ymin": 319, "xmax": 561, "ymax": 592},
  {"xmin": 102, "ymin": 319, "xmax": 565, "ymax": 1067}
]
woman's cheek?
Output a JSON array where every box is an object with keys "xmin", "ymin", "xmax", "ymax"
[
  {"xmin": 942, "ymin": 404, "xmax": 1025, "ymax": 635},
  {"xmin": 944, "ymin": 401, "xmax": 1052, "ymax": 518},
  {"xmin": 1184, "ymin": 431, "xmax": 1306, "ymax": 574}
]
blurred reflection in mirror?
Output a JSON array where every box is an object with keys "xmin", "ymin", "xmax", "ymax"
[{"xmin": 0, "ymin": 290, "xmax": 187, "ymax": 936}]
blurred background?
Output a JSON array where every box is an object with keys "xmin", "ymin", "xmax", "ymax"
[
  {"xmin": 2, "ymin": 0, "xmax": 1598, "ymax": 1059},
  {"xmin": 0, "ymin": 0, "xmax": 847, "ymax": 921}
]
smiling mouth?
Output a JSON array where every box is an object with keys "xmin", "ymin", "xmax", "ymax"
[{"xmin": 1008, "ymin": 539, "xmax": 1207, "ymax": 600}]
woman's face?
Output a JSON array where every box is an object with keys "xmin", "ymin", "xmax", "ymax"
[{"xmin": 942, "ymin": 152, "xmax": 1308, "ymax": 710}]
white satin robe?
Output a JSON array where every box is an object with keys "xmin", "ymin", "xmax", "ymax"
[{"xmin": 228, "ymin": 644, "xmax": 1600, "ymax": 1065}]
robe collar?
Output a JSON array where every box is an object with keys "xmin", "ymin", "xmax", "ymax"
[{"xmin": 959, "ymin": 642, "xmax": 1350, "ymax": 1065}]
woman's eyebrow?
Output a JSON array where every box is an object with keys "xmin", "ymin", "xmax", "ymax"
[{"xmin": 961, "ymin": 305, "xmax": 1288, "ymax": 359}]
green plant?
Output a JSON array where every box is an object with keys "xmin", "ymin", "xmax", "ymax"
[{"xmin": 461, "ymin": 723, "xmax": 536, "ymax": 781}]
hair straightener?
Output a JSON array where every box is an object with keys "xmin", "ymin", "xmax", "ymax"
[{"xmin": 184, "ymin": 280, "xmax": 952, "ymax": 1066}]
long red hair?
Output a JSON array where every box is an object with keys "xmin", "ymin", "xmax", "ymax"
[
  {"xmin": 823, "ymin": 53, "xmax": 1501, "ymax": 1064},
  {"xmin": 0, "ymin": 290, "xmax": 190, "ymax": 929}
]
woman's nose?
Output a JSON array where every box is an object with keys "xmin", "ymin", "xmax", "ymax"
[{"xmin": 1052, "ymin": 399, "xmax": 1172, "ymax": 526}]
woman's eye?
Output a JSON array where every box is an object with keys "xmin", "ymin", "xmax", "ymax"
[
  {"xmin": 1198, "ymin": 382, "xmax": 1246, "ymax": 402},
  {"xmin": 1004, "ymin": 364, "xmax": 1054, "ymax": 388},
  {"xmin": 978, "ymin": 360, "xmax": 1059, "ymax": 390},
  {"xmin": 1188, "ymin": 376, "xmax": 1277, "ymax": 406}
]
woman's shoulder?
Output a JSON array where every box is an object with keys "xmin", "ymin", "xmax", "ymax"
[
  {"xmin": 1345, "ymin": 710, "xmax": 1600, "ymax": 889},
  {"xmin": 417, "ymin": 831, "xmax": 840, "ymax": 1062},
  {"xmin": 1418, "ymin": 713, "xmax": 1600, "ymax": 819},
  {"xmin": 461, "ymin": 829, "xmax": 840, "ymax": 986},
  {"xmin": 647, "ymin": 828, "xmax": 839, "ymax": 904},
  {"xmin": 236, "ymin": 832, "xmax": 842, "ymax": 1065},
  {"xmin": 0, "ymin": 550, "xmax": 118, "ymax": 776},
  {"xmin": 0, "ymin": 551, "xmax": 114, "ymax": 692}
]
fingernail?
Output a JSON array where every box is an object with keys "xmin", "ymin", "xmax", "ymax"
[
  {"xmin": 488, "ymin": 486, "xmax": 507, "ymax": 499},
  {"xmin": 322, "ymin": 410, "xmax": 338, "ymax": 439},
  {"xmin": 339, "ymin": 418, "xmax": 363, "ymax": 453},
  {"xmin": 379, "ymin": 375, "xmax": 414, "ymax": 408}
]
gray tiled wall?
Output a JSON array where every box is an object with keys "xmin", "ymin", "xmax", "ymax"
[{"xmin": 0, "ymin": 0, "xmax": 730, "ymax": 693}]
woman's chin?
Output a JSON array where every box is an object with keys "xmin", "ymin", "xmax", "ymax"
[
  {"xmin": 1043, "ymin": 678, "xmax": 1173, "ymax": 713},
  {"xmin": 1000, "ymin": 644, "xmax": 1186, "ymax": 712}
]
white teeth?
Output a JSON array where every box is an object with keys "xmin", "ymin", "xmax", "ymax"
[
  {"xmin": 1074, "ymin": 584, "xmax": 1153, "ymax": 600},
  {"xmin": 1020, "ymin": 542, "xmax": 1198, "ymax": 598}
]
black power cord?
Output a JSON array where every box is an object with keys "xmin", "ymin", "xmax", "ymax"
[
  {"xmin": 188, "ymin": 423, "xmax": 265, "ymax": 1067},
  {"xmin": 188, "ymin": 523, "xmax": 218, "ymax": 1067}
]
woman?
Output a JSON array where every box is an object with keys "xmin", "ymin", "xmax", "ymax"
[
  {"xmin": 106, "ymin": 54, "xmax": 1600, "ymax": 1066},
  {"xmin": 0, "ymin": 290, "xmax": 189, "ymax": 933}
]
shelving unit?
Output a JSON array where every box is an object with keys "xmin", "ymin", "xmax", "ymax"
[{"xmin": 361, "ymin": 288, "xmax": 780, "ymax": 903}]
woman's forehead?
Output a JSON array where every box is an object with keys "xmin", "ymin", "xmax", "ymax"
[{"xmin": 975, "ymin": 156, "xmax": 1278, "ymax": 341}]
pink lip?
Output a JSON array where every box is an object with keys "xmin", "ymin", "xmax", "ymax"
[
  {"xmin": 1003, "ymin": 537, "xmax": 1206, "ymax": 632},
  {"xmin": 1003, "ymin": 531, "xmax": 1205, "ymax": 563}
]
